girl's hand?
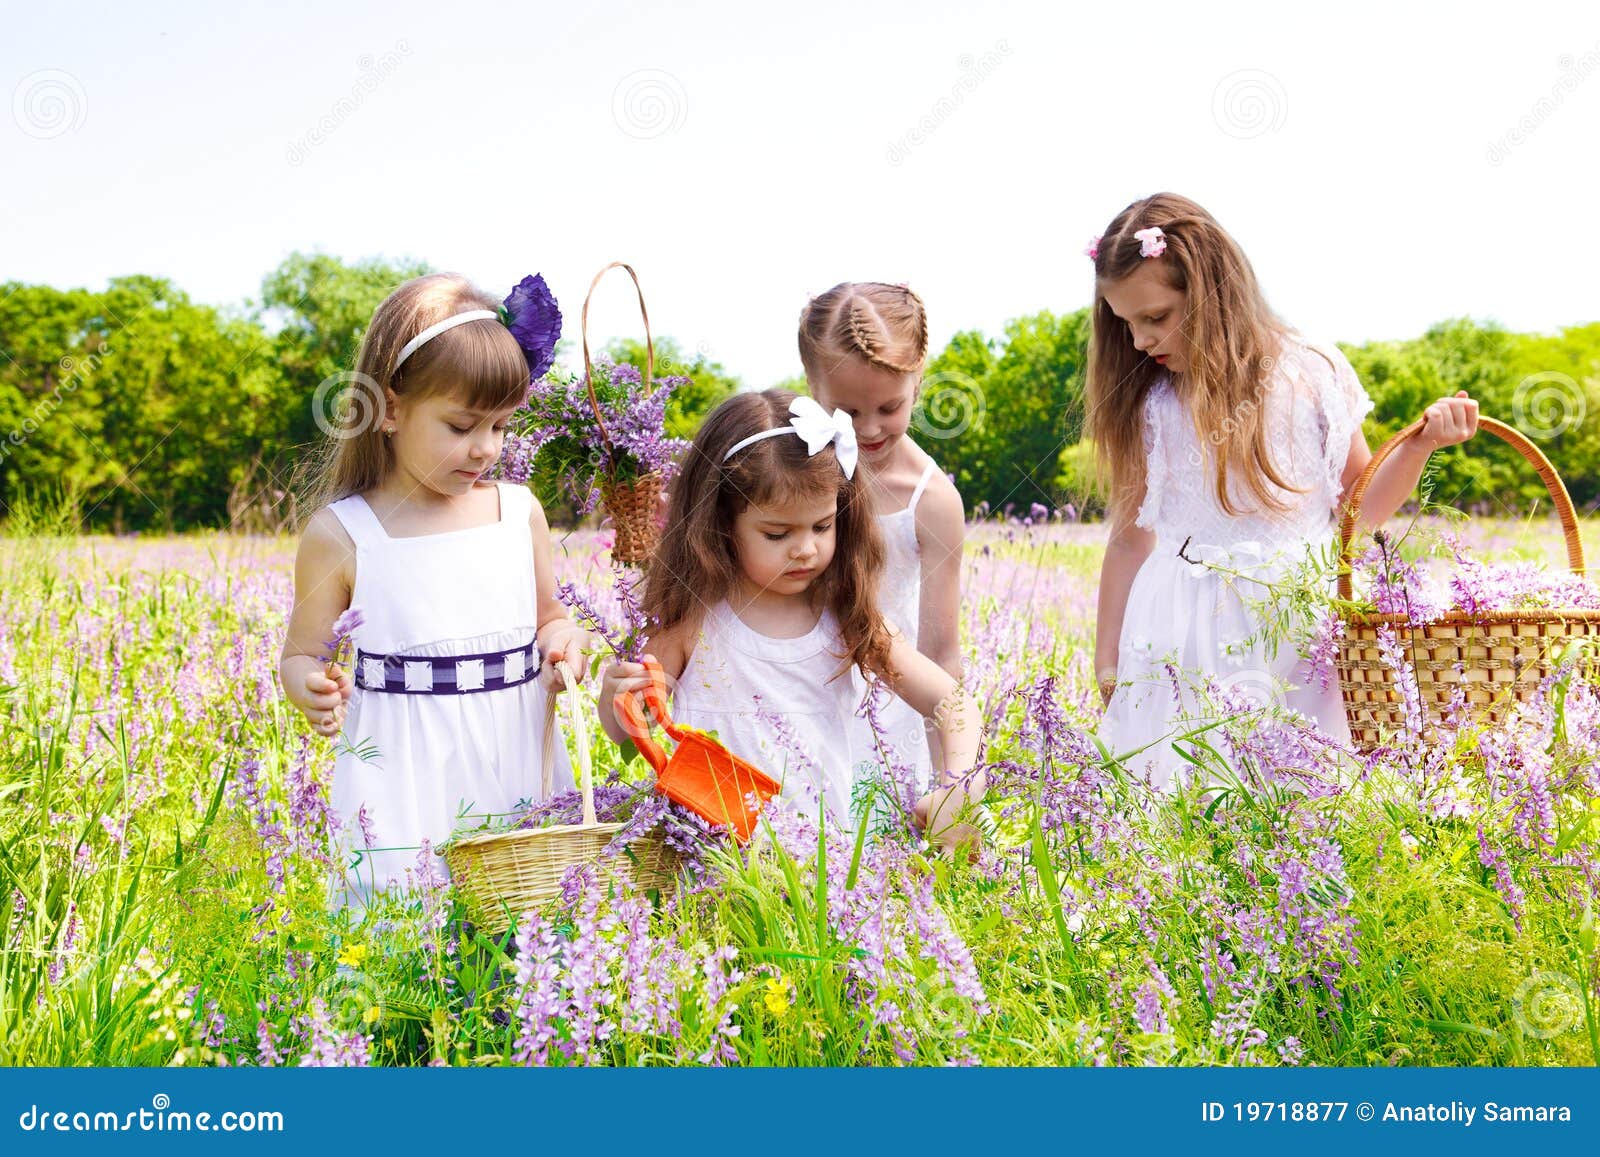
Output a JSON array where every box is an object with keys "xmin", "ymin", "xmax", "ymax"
[
  {"xmin": 543, "ymin": 627, "xmax": 591, "ymax": 690},
  {"xmin": 1098, "ymin": 668, "xmax": 1118, "ymax": 707},
  {"xmin": 601, "ymin": 655, "xmax": 658, "ymax": 716},
  {"xmin": 302, "ymin": 665, "xmax": 353, "ymax": 738},
  {"xmin": 913, "ymin": 774, "xmax": 986, "ymax": 857},
  {"xmin": 1417, "ymin": 391, "xmax": 1479, "ymax": 452}
]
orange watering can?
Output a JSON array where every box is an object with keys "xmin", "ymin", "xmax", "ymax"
[{"xmin": 613, "ymin": 657, "xmax": 782, "ymax": 842}]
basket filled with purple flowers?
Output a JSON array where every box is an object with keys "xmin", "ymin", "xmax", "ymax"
[
  {"xmin": 503, "ymin": 261, "xmax": 688, "ymax": 567},
  {"xmin": 442, "ymin": 660, "xmax": 686, "ymax": 936},
  {"xmin": 1335, "ymin": 415, "xmax": 1600, "ymax": 751}
]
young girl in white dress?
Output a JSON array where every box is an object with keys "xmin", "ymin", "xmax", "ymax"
[
  {"xmin": 279, "ymin": 272, "xmax": 585, "ymax": 903},
  {"xmin": 597, "ymin": 388, "xmax": 983, "ymax": 847},
  {"xmin": 797, "ymin": 282, "xmax": 967, "ymax": 792},
  {"xmin": 1087, "ymin": 193, "xmax": 1481, "ymax": 791}
]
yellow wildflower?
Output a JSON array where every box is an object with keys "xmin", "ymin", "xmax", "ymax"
[
  {"xmin": 336, "ymin": 943, "xmax": 368, "ymax": 968},
  {"xmin": 763, "ymin": 977, "xmax": 790, "ymax": 1017}
]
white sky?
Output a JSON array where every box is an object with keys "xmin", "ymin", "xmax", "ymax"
[{"xmin": 4, "ymin": 0, "xmax": 1598, "ymax": 387}]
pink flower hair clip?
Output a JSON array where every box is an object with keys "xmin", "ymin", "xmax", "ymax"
[
  {"xmin": 1134, "ymin": 226, "xmax": 1167, "ymax": 258},
  {"xmin": 1084, "ymin": 235, "xmax": 1102, "ymax": 261}
]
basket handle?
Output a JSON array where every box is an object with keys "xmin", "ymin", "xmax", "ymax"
[
  {"xmin": 1337, "ymin": 414, "xmax": 1586, "ymax": 601},
  {"xmin": 579, "ymin": 261, "xmax": 657, "ymax": 459},
  {"xmin": 546, "ymin": 659, "xmax": 598, "ymax": 826}
]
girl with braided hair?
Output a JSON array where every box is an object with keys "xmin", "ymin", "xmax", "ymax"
[{"xmin": 798, "ymin": 282, "xmax": 967, "ymax": 791}]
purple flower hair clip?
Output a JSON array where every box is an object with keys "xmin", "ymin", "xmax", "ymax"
[
  {"xmin": 499, "ymin": 273, "xmax": 563, "ymax": 380},
  {"xmin": 1134, "ymin": 226, "xmax": 1167, "ymax": 258},
  {"xmin": 393, "ymin": 273, "xmax": 564, "ymax": 380},
  {"xmin": 1084, "ymin": 235, "xmax": 1102, "ymax": 261}
]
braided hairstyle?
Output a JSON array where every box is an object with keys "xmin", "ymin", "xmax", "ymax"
[{"xmin": 798, "ymin": 282, "xmax": 930, "ymax": 381}]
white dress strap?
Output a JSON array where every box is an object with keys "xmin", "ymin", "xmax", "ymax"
[
  {"xmin": 327, "ymin": 493, "xmax": 389, "ymax": 550},
  {"xmin": 495, "ymin": 480, "xmax": 532, "ymax": 524},
  {"xmin": 906, "ymin": 460, "xmax": 938, "ymax": 512}
]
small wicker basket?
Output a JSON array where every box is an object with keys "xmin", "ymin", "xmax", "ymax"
[
  {"xmin": 1335, "ymin": 415, "xmax": 1600, "ymax": 751},
  {"xmin": 442, "ymin": 661, "xmax": 679, "ymax": 936},
  {"xmin": 582, "ymin": 261, "xmax": 665, "ymax": 567}
]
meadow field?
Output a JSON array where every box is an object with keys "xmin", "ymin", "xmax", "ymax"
[{"xmin": 2, "ymin": 511, "xmax": 1597, "ymax": 1067}]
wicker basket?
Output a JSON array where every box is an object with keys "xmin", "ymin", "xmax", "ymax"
[
  {"xmin": 599, "ymin": 470, "xmax": 664, "ymax": 569},
  {"xmin": 1335, "ymin": 415, "xmax": 1600, "ymax": 751},
  {"xmin": 443, "ymin": 661, "xmax": 679, "ymax": 936},
  {"xmin": 582, "ymin": 261, "xmax": 664, "ymax": 567}
]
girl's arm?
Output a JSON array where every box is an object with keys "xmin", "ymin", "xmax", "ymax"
[
  {"xmin": 914, "ymin": 479, "xmax": 966, "ymax": 681},
  {"xmin": 529, "ymin": 498, "xmax": 587, "ymax": 687},
  {"xmin": 278, "ymin": 510, "xmax": 357, "ymax": 738},
  {"xmin": 886, "ymin": 633, "xmax": 981, "ymax": 774},
  {"xmin": 1344, "ymin": 391, "xmax": 1481, "ymax": 531},
  {"xmin": 884, "ymin": 633, "xmax": 984, "ymax": 851},
  {"xmin": 1094, "ymin": 478, "xmax": 1156, "ymax": 705},
  {"xmin": 596, "ymin": 622, "xmax": 693, "ymax": 747}
]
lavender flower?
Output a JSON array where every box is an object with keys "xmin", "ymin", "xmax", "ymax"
[{"xmin": 322, "ymin": 607, "xmax": 364, "ymax": 666}]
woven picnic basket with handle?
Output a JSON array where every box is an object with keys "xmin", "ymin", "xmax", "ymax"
[
  {"xmin": 583, "ymin": 261, "xmax": 663, "ymax": 567},
  {"xmin": 442, "ymin": 660, "xmax": 679, "ymax": 936},
  {"xmin": 1335, "ymin": 414, "xmax": 1600, "ymax": 751}
]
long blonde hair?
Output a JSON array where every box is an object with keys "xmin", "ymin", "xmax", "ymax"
[
  {"xmin": 298, "ymin": 273, "xmax": 531, "ymax": 522},
  {"xmin": 797, "ymin": 281, "xmax": 930, "ymax": 382},
  {"xmin": 1085, "ymin": 193, "xmax": 1302, "ymax": 523}
]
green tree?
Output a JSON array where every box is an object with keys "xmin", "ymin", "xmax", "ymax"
[
  {"xmin": 919, "ymin": 308, "xmax": 1090, "ymax": 516},
  {"xmin": 259, "ymin": 251, "xmax": 434, "ymax": 450}
]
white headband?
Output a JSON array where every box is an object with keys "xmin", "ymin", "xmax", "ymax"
[
  {"xmin": 721, "ymin": 395, "xmax": 859, "ymax": 480},
  {"xmin": 393, "ymin": 309, "xmax": 498, "ymax": 370}
]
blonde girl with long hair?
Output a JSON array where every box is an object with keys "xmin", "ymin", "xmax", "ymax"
[{"xmin": 1087, "ymin": 193, "xmax": 1479, "ymax": 789}]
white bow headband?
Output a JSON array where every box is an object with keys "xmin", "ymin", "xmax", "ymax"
[{"xmin": 721, "ymin": 395, "xmax": 859, "ymax": 479}]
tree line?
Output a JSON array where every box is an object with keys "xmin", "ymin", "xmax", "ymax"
[{"xmin": 1, "ymin": 254, "xmax": 1595, "ymax": 532}]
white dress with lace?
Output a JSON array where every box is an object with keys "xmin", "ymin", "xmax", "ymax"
[{"xmin": 1098, "ymin": 336, "xmax": 1374, "ymax": 790}]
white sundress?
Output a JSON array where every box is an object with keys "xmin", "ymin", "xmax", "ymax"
[
  {"xmin": 1098, "ymin": 336, "xmax": 1374, "ymax": 791},
  {"xmin": 672, "ymin": 601, "xmax": 886, "ymax": 829},
  {"xmin": 326, "ymin": 482, "xmax": 572, "ymax": 905},
  {"xmin": 855, "ymin": 458, "xmax": 940, "ymax": 791}
]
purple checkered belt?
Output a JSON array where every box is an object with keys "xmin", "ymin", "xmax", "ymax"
[{"xmin": 355, "ymin": 638, "xmax": 540, "ymax": 695}]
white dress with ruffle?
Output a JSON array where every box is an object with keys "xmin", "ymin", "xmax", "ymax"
[{"xmin": 1097, "ymin": 336, "xmax": 1374, "ymax": 791}]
